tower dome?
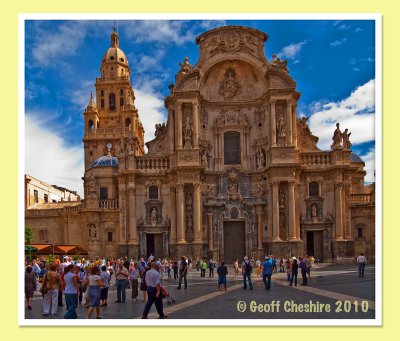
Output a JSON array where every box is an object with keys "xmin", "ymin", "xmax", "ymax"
[{"xmin": 100, "ymin": 30, "xmax": 130, "ymax": 78}]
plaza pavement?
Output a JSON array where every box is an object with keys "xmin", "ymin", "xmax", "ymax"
[{"xmin": 24, "ymin": 263, "xmax": 375, "ymax": 320}]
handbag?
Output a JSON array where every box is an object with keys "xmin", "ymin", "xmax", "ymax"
[{"xmin": 40, "ymin": 274, "xmax": 48, "ymax": 295}]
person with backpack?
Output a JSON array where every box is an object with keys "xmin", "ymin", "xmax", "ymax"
[
  {"xmin": 241, "ymin": 256, "xmax": 253, "ymax": 290},
  {"xmin": 289, "ymin": 258, "xmax": 299, "ymax": 286},
  {"xmin": 200, "ymin": 259, "xmax": 207, "ymax": 277},
  {"xmin": 208, "ymin": 259, "xmax": 215, "ymax": 277},
  {"xmin": 217, "ymin": 261, "xmax": 228, "ymax": 291},
  {"xmin": 261, "ymin": 256, "xmax": 273, "ymax": 290}
]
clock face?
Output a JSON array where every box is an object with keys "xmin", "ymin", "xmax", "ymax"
[{"xmin": 106, "ymin": 143, "xmax": 112, "ymax": 150}]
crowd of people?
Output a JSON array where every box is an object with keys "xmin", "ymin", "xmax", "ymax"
[{"xmin": 24, "ymin": 252, "xmax": 366, "ymax": 319}]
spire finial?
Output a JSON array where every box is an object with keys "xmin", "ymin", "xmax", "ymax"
[{"xmin": 111, "ymin": 21, "xmax": 119, "ymax": 47}]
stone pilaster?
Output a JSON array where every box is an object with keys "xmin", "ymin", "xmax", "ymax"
[
  {"xmin": 192, "ymin": 102, "xmax": 199, "ymax": 148},
  {"xmin": 270, "ymin": 100, "xmax": 277, "ymax": 146},
  {"xmin": 207, "ymin": 212, "xmax": 214, "ymax": 251},
  {"xmin": 128, "ymin": 185, "xmax": 137, "ymax": 244},
  {"xmin": 176, "ymin": 102, "xmax": 183, "ymax": 149},
  {"xmin": 288, "ymin": 181, "xmax": 297, "ymax": 241},
  {"xmin": 286, "ymin": 99, "xmax": 293, "ymax": 145},
  {"xmin": 193, "ymin": 183, "xmax": 202, "ymax": 243},
  {"xmin": 256, "ymin": 207, "xmax": 263, "ymax": 250},
  {"xmin": 335, "ymin": 182, "xmax": 344, "ymax": 240},
  {"xmin": 272, "ymin": 181, "xmax": 281, "ymax": 241},
  {"xmin": 169, "ymin": 186, "xmax": 177, "ymax": 244},
  {"xmin": 176, "ymin": 183, "xmax": 186, "ymax": 243}
]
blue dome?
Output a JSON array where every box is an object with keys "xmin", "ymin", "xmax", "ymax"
[
  {"xmin": 90, "ymin": 155, "xmax": 119, "ymax": 169},
  {"xmin": 350, "ymin": 152, "xmax": 363, "ymax": 163}
]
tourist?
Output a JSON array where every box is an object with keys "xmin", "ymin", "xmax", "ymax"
[
  {"xmin": 177, "ymin": 256, "xmax": 188, "ymax": 289},
  {"xmin": 32, "ymin": 259, "xmax": 41, "ymax": 278},
  {"xmin": 64, "ymin": 264, "xmax": 79, "ymax": 319},
  {"xmin": 279, "ymin": 257, "xmax": 285, "ymax": 272},
  {"xmin": 106, "ymin": 261, "xmax": 113, "ymax": 283},
  {"xmin": 115, "ymin": 260, "xmax": 129, "ymax": 303},
  {"xmin": 195, "ymin": 257, "xmax": 200, "ymax": 271},
  {"xmin": 357, "ymin": 253, "xmax": 367, "ymax": 277},
  {"xmin": 140, "ymin": 263, "xmax": 149, "ymax": 303},
  {"xmin": 217, "ymin": 261, "xmax": 228, "ymax": 291},
  {"xmin": 75, "ymin": 265, "xmax": 85, "ymax": 304},
  {"xmin": 255, "ymin": 258, "xmax": 261, "ymax": 278},
  {"xmin": 242, "ymin": 256, "xmax": 253, "ymax": 290},
  {"xmin": 85, "ymin": 266, "xmax": 104, "ymax": 319},
  {"xmin": 272, "ymin": 257, "xmax": 277, "ymax": 273},
  {"xmin": 233, "ymin": 259, "xmax": 239, "ymax": 278},
  {"xmin": 167, "ymin": 260, "xmax": 172, "ymax": 278},
  {"xmin": 305, "ymin": 255, "xmax": 312, "ymax": 279},
  {"xmin": 100, "ymin": 265, "xmax": 111, "ymax": 306},
  {"xmin": 129, "ymin": 263, "xmax": 140, "ymax": 301},
  {"xmin": 42, "ymin": 263, "xmax": 61, "ymax": 316},
  {"xmin": 285, "ymin": 258, "xmax": 292, "ymax": 281},
  {"xmin": 200, "ymin": 259, "xmax": 207, "ymax": 277},
  {"xmin": 261, "ymin": 256, "xmax": 273, "ymax": 290},
  {"xmin": 299, "ymin": 257, "xmax": 308, "ymax": 285},
  {"xmin": 208, "ymin": 259, "xmax": 215, "ymax": 277},
  {"xmin": 141, "ymin": 262, "xmax": 167, "ymax": 319},
  {"xmin": 83, "ymin": 266, "xmax": 91, "ymax": 307},
  {"xmin": 289, "ymin": 258, "xmax": 298, "ymax": 286},
  {"xmin": 25, "ymin": 266, "xmax": 37, "ymax": 310}
]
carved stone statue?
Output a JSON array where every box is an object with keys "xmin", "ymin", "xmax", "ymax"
[
  {"xmin": 311, "ymin": 203, "xmax": 318, "ymax": 223},
  {"xmin": 342, "ymin": 128, "xmax": 352, "ymax": 149},
  {"xmin": 150, "ymin": 208, "xmax": 158, "ymax": 227},
  {"xmin": 185, "ymin": 191, "xmax": 193, "ymax": 209},
  {"xmin": 256, "ymin": 184, "xmax": 263, "ymax": 198},
  {"xmin": 279, "ymin": 188, "xmax": 285, "ymax": 208},
  {"xmin": 88, "ymin": 174, "xmax": 96, "ymax": 194},
  {"xmin": 128, "ymin": 137, "xmax": 136, "ymax": 154},
  {"xmin": 206, "ymin": 184, "xmax": 217, "ymax": 199},
  {"xmin": 219, "ymin": 68, "xmax": 239, "ymax": 100},
  {"xmin": 183, "ymin": 116, "xmax": 193, "ymax": 148},
  {"xmin": 119, "ymin": 136, "xmax": 126, "ymax": 156},
  {"xmin": 89, "ymin": 224, "xmax": 97, "ymax": 238},
  {"xmin": 331, "ymin": 123, "xmax": 342, "ymax": 149},
  {"xmin": 227, "ymin": 171, "xmax": 241, "ymax": 201},
  {"xmin": 276, "ymin": 113, "xmax": 286, "ymax": 137},
  {"xmin": 177, "ymin": 57, "xmax": 193, "ymax": 79},
  {"xmin": 201, "ymin": 151, "xmax": 208, "ymax": 168},
  {"xmin": 256, "ymin": 149, "xmax": 265, "ymax": 169}
]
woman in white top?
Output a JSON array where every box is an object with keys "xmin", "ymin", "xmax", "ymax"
[{"xmin": 85, "ymin": 266, "xmax": 104, "ymax": 319}]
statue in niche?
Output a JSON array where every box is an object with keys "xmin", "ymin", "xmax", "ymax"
[
  {"xmin": 227, "ymin": 172, "xmax": 241, "ymax": 201},
  {"xmin": 311, "ymin": 203, "xmax": 318, "ymax": 223},
  {"xmin": 201, "ymin": 151, "xmax": 208, "ymax": 168},
  {"xmin": 219, "ymin": 68, "xmax": 239, "ymax": 100},
  {"xmin": 342, "ymin": 128, "xmax": 352, "ymax": 149},
  {"xmin": 89, "ymin": 224, "xmax": 97, "ymax": 238},
  {"xmin": 183, "ymin": 116, "xmax": 193, "ymax": 148},
  {"xmin": 128, "ymin": 137, "xmax": 136, "ymax": 154},
  {"xmin": 256, "ymin": 149, "xmax": 265, "ymax": 169},
  {"xmin": 279, "ymin": 188, "xmax": 285, "ymax": 208},
  {"xmin": 151, "ymin": 207, "xmax": 158, "ymax": 227},
  {"xmin": 206, "ymin": 184, "xmax": 217, "ymax": 199},
  {"xmin": 256, "ymin": 184, "xmax": 263, "ymax": 198},
  {"xmin": 331, "ymin": 123, "xmax": 342, "ymax": 149},
  {"xmin": 119, "ymin": 136, "xmax": 126, "ymax": 156},
  {"xmin": 88, "ymin": 174, "xmax": 96, "ymax": 194},
  {"xmin": 276, "ymin": 113, "xmax": 286, "ymax": 137},
  {"xmin": 185, "ymin": 191, "xmax": 193, "ymax": 210}
]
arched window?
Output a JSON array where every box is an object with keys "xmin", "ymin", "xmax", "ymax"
[
  {"xmin": 125, "ymin": 118, "xmax": 132, "ymax": 128},
  {"xmin": 309, "ymin": 181, "xmax": 319, "ymax": 197},
  {"xmin": 101, "ymin": 98, "xmax": 104, "ymax": 108},
  {"xmin": 120, "ymin": 89, "xmax": 124, "ymax": 95},
  {"xmin": 149, "ymin": 186, "xmax": 158, "ymax": 199},
  {"xmin": 224, "ymin": 131, "xmax": 241, "ymax": 165},
  {"xmin": 100, "ymin": 90, "xmax": 104, "ymax": 97},
  {"xmin": 120, "ymin": 97, "xmax": 124, "ymax": 107},
  {"xmin": 88, "ymin": 120, "xmax": 94, "ymax": 130},
  {"xmin": 109, "ymin": 93, "xmax": 116, "ymax": 111}
]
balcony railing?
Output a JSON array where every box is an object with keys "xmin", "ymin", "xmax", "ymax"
[
  {"xmin": 136, "ymin": 157, "xmax": 170, "ymax": 171},
  {"xmin": 99, "ymin": 199, "xmax": 119, "ymax": 209},
  {"xmin": 349, "ymin": 194, "xmax": 374, "ymax": 205},
  {"xmin": 300, "ymin": 152, "xmax": 331, "ymax": 166}
]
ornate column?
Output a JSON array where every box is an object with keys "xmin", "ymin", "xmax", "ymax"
[
  {"xmin": 335, "ymin": 183, "xmax": 344, "ymax": 240},
  {"xmin": 256, "ymin": 207, "xmax": 263, "ymax": 250},
  {"xmin": 128, "ymin": 185, "xmax": 137, "ymax": 244},
  {"xmin": 207, "ymin": 212, "xmax": 214, "ymax": 251},
  {"xmin": 192, "ymin": 102, "xmax": 199, "ymax": 148},
  {"xmin": 176, "ymin": 183, "xmax": 186, "ymax": 243},
  {"xmin": 286, "ymin": 99, "xmax": 293, "ymax": 146},
  {"xmin": 168, "ymin": 109, "xmax": 175, "ymax": 152},
  {"xmin": 292, "ymin": 103, "xmax": 297, "ymax": 148},
  {"xmin": 176, "ymin": 102, "xmax": 183, "ymax": 149},
  {"xmin": 169, "ymin": 186, "xmax": 177, "ymax": 244},
  {"xmin": 270, "ymin": 100, "xmax": 277, "ymax": 146},
  {"xmin": 288, "ymin": 181, "xmax": 297, "ymax": 240},
  {"xmin": 193, "ymin": 183, "xmax": 202, "ymax": 243},
  {"xmin": 272, "ymin": 181, "xmax": 281, "ymax": 241},
  {"xmin": 118, "ymin": 186, "xmax": 127, "ymax": 244}
]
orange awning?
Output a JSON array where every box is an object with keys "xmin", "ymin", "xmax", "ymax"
[
  {"xmin": 25, "ymin": 244, "xmax": 54, "ymax": 254},
  {"xmin": 54, "ymin": 245, "xmax": 89, "ymax": 255}
]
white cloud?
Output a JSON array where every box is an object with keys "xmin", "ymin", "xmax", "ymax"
[
  {"xmin": 69, "ymin": 80, "xmax": 95, "ymax": 109},
  {"xmin": 360, "ymin": 149, "xmax": 375, "ymax": 183},
  {"xmin": 277, "ymin": 41, "xmax": 307, "ymax": 60},
  {"xmin": 25, "ymin": 114, "xmax": 84, "ymax": 196},
  {"xmin": 308, "ymin": 79, "xmax": 375, "ymax": 151},
  {"xmin": 330, "ymin": 38, "xmax": 347, "ymax": 47}
]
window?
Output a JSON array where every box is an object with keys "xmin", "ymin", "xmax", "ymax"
[
  {"xmin": 120, "ymin": 89, "xmax": 123, "ymax": 95},
  {"xmin": 309, "ymin": 181, "xmax": 319, "ymax": 197},
  {"xmin": 120, "ymin": 97, "xmax": 124, "ymax": 107},
  {"xmin": 44, "ymin": 194, "xmax": 48, "ymax": 203},
  {"xmin": 107, "ymin": 232, "xmax": 113, "ymax": 242},
  {"xmin": 125, "ymin": 118, "xmax": 131, "ymax": 128},
  {"xmin": 357, "ymin": 227, "xmax": 363, "ymax": 238},
  {"xmin": 149, "ymin": 186, "xmax": 158, "ymax": 199},
  {"xmin": 100, "ymin": 90, "xmax": 104, "ymax": 97},
  {"xmin": 109, "ymin": 93, "xmax": 116, "ymax": 111},
  {"xmin": 39, "ymin": 230, "xmax": 47, "ymax": 241},
  {"xmin": 224, "ymin": 131, "xmax": 241, "ymax": 165},
  {"xmin": 34, "ymin": 190, "xmax": 38, "ymax": 203},
  {"xmin": 88, "ymin": 120, "xmax": 94, "ymax": 130},
  {"xmin": 101, "ymin": 99, "xmax": 104, "ymax": 108},
  {"xmin": 99, "ymin": 187, "xmax": 108, "ymax": 200}
]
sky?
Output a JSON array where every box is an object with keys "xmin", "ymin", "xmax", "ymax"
[{"xmin": 24, "ymin": 19, "xmax": 376, "ymax": 196}]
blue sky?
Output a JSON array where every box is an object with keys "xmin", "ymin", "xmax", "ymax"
[{"xmin": 24, "ymin": 19, "xmax": 376, "ymax": 195}]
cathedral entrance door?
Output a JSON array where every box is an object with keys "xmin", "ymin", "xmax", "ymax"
[
  {"xmin": 223, "ymin": 221, "xmax": 245, "ymax": 262},
  {"xmin": 146, "ymin": 233, "xmax": 163, "ymax": 258},
  {"xmin": 306, "ymin": 230, "xmax": 323, "ymax": 262}
]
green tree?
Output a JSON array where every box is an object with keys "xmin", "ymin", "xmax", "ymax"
[{"xmin": 25, "ymin": 226, "xmax": 33, "ymax": 244}]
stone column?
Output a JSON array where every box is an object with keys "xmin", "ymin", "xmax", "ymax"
[
  {"xmin": 292, "ymin": 103, "xmax": 297, "ymax": 148},
  {"xmin": 335, "ymin": 183, "xmax": 344, "ymax": 240},
  {"xmin": 192, "ymin": 102, "xmax": 199, "ymax": 148},
  {"xmin": 256, "ymin": 207, "xmax": 263, "ymax": 250},
  {"xmin": 193, "ymin": 183, "xmax": 202, "ymax": 243},
  {"xmin": 168, "ymin": 109, "xmax": 175, "ymax": 152},
  {"xmin": 128, "ymin": 185, "xmax": 137, "ymax": 244},
  {"xmin": 176, "ymin": 102, "xmax": 183, "ymax": 149},
  {"xmin": 169, "ymin": 186, "xmax": 177, "ymax": 244},
  {"xmin": 272, "ymin": 182, "xmax": 281, "ymax": 241},
  {"xmin": 288, "ymin": 181, "xmax": 297, "ymax": 240},
  {"xmin": 270, "ymin": 100, "xmax": 277, "ymax": 146},
  {"xmin": 207, "ymin": 213, "xmax": 214, "ymax": 251},
  {"xmin": 286, "ymin": 99, "xmax": 293, "ymax": 146},
  {"xmin": 176, "ymin": 183, "xmax": 186, "ymax": 243}
]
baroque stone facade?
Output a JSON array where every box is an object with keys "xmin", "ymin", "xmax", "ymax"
[{"xmin": 25, "ymin": 26, "xmax": 375, "ymax": 262}]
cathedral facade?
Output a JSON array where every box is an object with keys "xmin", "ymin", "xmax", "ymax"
[{"xmin": 25, "ymin": 26, "xmax": 375, "ymax": 263}]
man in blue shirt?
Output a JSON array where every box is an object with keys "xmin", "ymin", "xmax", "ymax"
[{"xmin": 261, "ymin": 256, "xmax": 273, "ymax": 290}]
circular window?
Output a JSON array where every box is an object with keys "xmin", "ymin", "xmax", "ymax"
[
  {"xmin": 120, "ymin": 57, "xmax": 125, "ymax": 62},
  {"xmin": 110, "ymin": 56, "xmax": 114, "ymax": 60}
]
